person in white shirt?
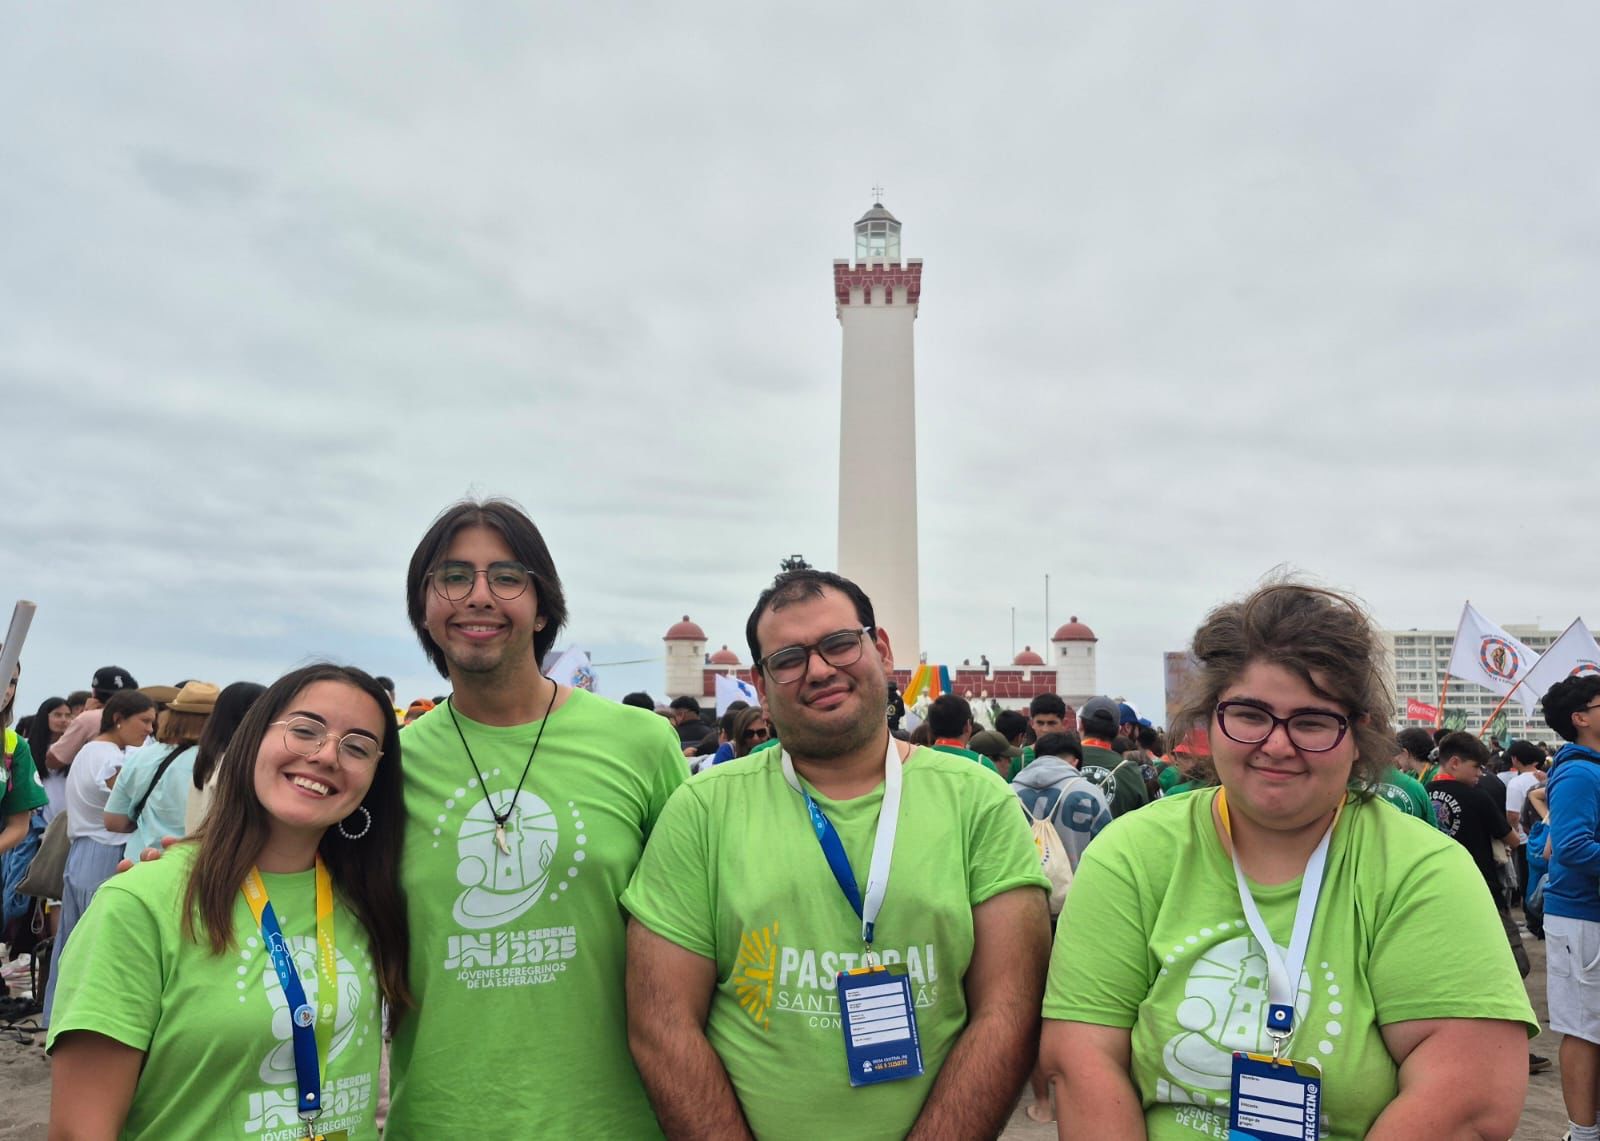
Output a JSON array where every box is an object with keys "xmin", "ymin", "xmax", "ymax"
[{"xmin": 42, "ymin": 690, "xmax": 157, "ymax": 1027}]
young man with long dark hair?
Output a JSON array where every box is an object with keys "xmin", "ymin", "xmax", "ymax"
[{"xmin": 386, "ymin": 498, "xmax": 687, "ymax": 1137}]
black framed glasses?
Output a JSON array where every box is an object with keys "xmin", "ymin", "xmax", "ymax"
[
  {"xmin": 271, "ymin": 717, "xmax": 382, "ymax": 765},
  {"xmin": 742, "ymin": 725, "xmax": 771, "ymax": 742},
  {"xmin": 1214, "ymin": 701, "xmax": 1350, "ymax": 753},
  {"xmin": 429, "ymin": 560, "xmax": 533, "ymax": 602},
  {"xmin": 757, "ymin": 627, "xmax": 874, "ymax": 684}
]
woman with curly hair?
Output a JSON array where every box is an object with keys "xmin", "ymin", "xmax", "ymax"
[{"xmin": 1040, "ymin": 581, "xmax": 1536, "ymax": 1140}]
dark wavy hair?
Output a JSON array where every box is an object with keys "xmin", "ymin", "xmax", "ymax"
[
  {"xmin": 406, "ymin": 498, "xmax": 568, "ymax": 678},
  {"xmin": 182, "ymin": 664, "xmax": 412, "ymax": 1030},
  {"xmin": 744, "ymin": 569, "xmax": 877, "ymax": 665},
  {"xmin": 1543, "ymin": 673, "xmax": 1600, "ymax": 743},
  {"xmin": 26, "ymin": 697, "xmax": 67, "ymax": 780},
  {"xmin": 1172, "ymin": 581, "xmax": 1394, "ymax": 792}
]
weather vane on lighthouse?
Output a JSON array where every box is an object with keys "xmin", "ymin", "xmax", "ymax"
[{"xmin": 871, "ymin": 184, "xmax": 885, "ymax": 205}]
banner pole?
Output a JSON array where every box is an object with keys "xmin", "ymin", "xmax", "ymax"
[
  {"xmin": 1435, "ymin": 674, "xmax": 1451, "ymax": 728},
  {"xmin": 1477, "ymin": 686, "xmax": 1520, "ymax": 740}
]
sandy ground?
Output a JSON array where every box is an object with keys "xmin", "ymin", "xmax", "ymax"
[{"xmin": 0, "ymin": 922, "xmax": 1571, "ymax": 1139}]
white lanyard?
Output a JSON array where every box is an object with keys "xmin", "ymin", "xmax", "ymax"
[
  {"xmin": 781, "ymin": 735, "xmax": 903, "ymax": 952},
  {"xmin": 1217, "ymin": 790, "xmax": 1340, "ymax": 1058}
]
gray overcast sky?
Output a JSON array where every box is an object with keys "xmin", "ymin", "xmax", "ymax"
[{"xmin": 3, "ymin": 4, "xmax": 1595, "ymax": 720}]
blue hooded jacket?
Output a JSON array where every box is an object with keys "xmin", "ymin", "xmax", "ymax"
[{"xmin": 1546, "ymin": 743, "xmax": 1600, "ymax": 922}]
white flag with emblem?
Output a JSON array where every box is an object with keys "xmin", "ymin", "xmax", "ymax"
[
  {"xmin": 714, "ymin": 672, "xmax": 759, "ymax": 716},
  {"xmin": 1519, "ymin": 618, "xmax": 1600, "ymax": 711},
  {"xmin": 1446, "ymin": 602, "xmax": 1541, "ymax": 714},
  {"xmin": 543, "ymin": 646, "xmax": 597, "ymax": 691}
]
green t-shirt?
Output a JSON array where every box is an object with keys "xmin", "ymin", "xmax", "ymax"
[
  {"xmin": 1042, "ymin": 789, "xmax": 1538, "ymax": 1140},
  {"xmin": 930, "ymin": 741, "xmax": 999, "ymax": 775},
  {"xmin": 621, "ymin": 745, "xmax": 1048, "ymax": 1141},
  {"xmin": 1, "ymin": 733, "xmax": 47, "ymax": 816},
  {"xmin": 46, "ymin": 844, "xmax": 383, "ymax": 1139},
  {"xmin": 387, "ymin": 690, "xmax": 688, "ymax": 1138},
  {"xmin": 1373, "ymin": 765, "xmax": 1438, "ymax": 827},
  {"xmin": 1156, "ymin": 760, "xmax": 1184, "ymax": 793}
]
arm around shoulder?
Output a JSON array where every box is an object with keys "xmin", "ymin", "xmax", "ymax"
[{"xmin": 625, "ymin": 918, "xmax": 753, "ymax": 1140}]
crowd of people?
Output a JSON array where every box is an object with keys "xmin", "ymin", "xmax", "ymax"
[{"xmin": 0, "ymin": 496, "xmax": 1594, "ymax": 1139}]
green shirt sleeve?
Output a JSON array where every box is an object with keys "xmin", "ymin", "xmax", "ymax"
[
  {"xmin": 621, "ymin": 782, "xmax": 716, "ymax": 959},
  {"xmin": 47, "ymin": 878, "xmax": 166, "ymax": 1052},
  {"xmin": 1041, "ymin": 837, "xmax": 1150, "ymax": 1028},
  {"xmin": 966, "ymin": 779, "xmax": 1052, "ymax": 906},
  {"xmin": 2, "ymin": 739, "xmax": 48, "ymax": 816},
  {"xmin": 640, "ymin": 718, "xmax": 691, "ymax": 842},
  {"xmin": 1367, "ymin": 840, "xmax": 1538, "ymax": 1034}
]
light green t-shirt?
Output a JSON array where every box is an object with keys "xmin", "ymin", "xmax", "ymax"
[
  {"xmin": 621, "ymin": 745, "xmax": 1049, "ymax": 1141},
  {"xmin": 46, "ymin": 844, "xmax": 383, "ymax": 1140},
  {"xmin": 387, "ymin": 689, "xmax": 688, "ymax": 1138},
  {"xmin": 1042, "ymin": 789, "xmax": 1538, "ymax": 1140},
  {"xmin": 1373, "ymin": 765, "xmax": 1439, "ymax": 828}
]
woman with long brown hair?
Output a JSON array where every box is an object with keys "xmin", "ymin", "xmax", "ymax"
[{"xmin": 46, "ymin": 663, "xmax": 411, "ymax": 1140}]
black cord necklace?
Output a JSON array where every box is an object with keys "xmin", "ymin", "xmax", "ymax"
[{"xmin": 447, "ymin": 679, "xmax": 559, "ymax": 856}]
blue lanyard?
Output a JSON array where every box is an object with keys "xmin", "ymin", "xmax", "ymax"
[
  {"xmin": 242, "ymin": 861, "xmax": 336, "ymax": 1128},
  {"xmin": 781, "ymin": 737, "xmax": 903, "ymax": 950}
]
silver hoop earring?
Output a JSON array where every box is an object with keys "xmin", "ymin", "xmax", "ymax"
[{"xmin": 337, "ymin": 806, "xmax": 372, "ymax": 840}]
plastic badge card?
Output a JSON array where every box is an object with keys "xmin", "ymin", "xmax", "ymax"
[
  {"xmin": 837, "ymin": 964, "xmax": 924, "ymax": 1087},
  {"xmin": 1227, "ymin": 1052, "xmax": 1321, "ymax": 1141}
]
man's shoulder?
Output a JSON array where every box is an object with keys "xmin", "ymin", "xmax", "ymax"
[
  {"xmin": 908, "ymin": 744, "xmax": 1006, "ymax": 784},
  {"xmin": 1383, "ymin": 766, "xmax": 1425, "ymax": 791},
  {"xmin": 1079, "ymin": 744, "xmax": 1121, "ymax": 767},
  {"xmin": 1550, "ymin": 757, "xmax": 1600, "ymax": 790}
]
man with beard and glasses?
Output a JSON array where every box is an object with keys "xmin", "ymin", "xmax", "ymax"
[
  {"xmin": 387, "ymin": 499, "xmax": 688, "ymax": 1137},
  {"xmin": 622, "ymin": 569, "xmax": 1050, "ymax": 1140}
]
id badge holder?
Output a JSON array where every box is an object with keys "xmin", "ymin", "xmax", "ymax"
[
  {"xmin": 1227, "ymin": 1050, "xmax": 1321, "ymax": 1141},
  {"xmin": 836, "ymin": 963, "xmax": 924, "ymax": 1087}
]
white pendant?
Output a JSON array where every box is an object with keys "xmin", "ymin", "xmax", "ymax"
[{"xmin": 494, "ymin": 822, "xmax": 511, "ymax": 856}]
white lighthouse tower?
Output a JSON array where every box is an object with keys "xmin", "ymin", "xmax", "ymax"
[{"xmin": 834, "ymin": 194, "xmax": 923, "ymax": 663}]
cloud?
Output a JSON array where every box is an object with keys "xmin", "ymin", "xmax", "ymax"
[{"xmin": 3, "ymin": 3, "xmax": 1597, "ymax": 719}]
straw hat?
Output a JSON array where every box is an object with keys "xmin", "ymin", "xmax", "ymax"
[{"xmin": 168, "ymin": 680, "xmax": 220, "ymax": 715}]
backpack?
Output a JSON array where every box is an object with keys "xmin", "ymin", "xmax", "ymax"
[{"xmin": 1028, "ymin": 793, "xmax": 1076, "ymax": 915}]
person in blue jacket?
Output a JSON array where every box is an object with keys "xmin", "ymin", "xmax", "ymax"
[{"xmin": 1541, "ymin": 672, "xmax": 1600, "ymax": 1141}]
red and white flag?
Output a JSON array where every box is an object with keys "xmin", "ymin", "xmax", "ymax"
[
  {"xmin": 1405, "ymin": 697, "xmax": 1439, "ymax": 723},
  {"xmin": 1520, "ymin": 618, "xmax": 1600, "ymax": 710},
  {"xmin": 1446, "ymin": 602, "xmax": 1541, "ymax": 715}
]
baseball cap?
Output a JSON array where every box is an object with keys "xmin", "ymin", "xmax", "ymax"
[
  {"xmin": 968, "ymin": 730, "xmax": 1022, "ymax": 760},
  {"xmin": 92, "ymin": 666, "xmax": 138, "ymax": 695},
  {"xmin": 1080, "ymin": 696, "xmax": 1120, "ymax": 727}
]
